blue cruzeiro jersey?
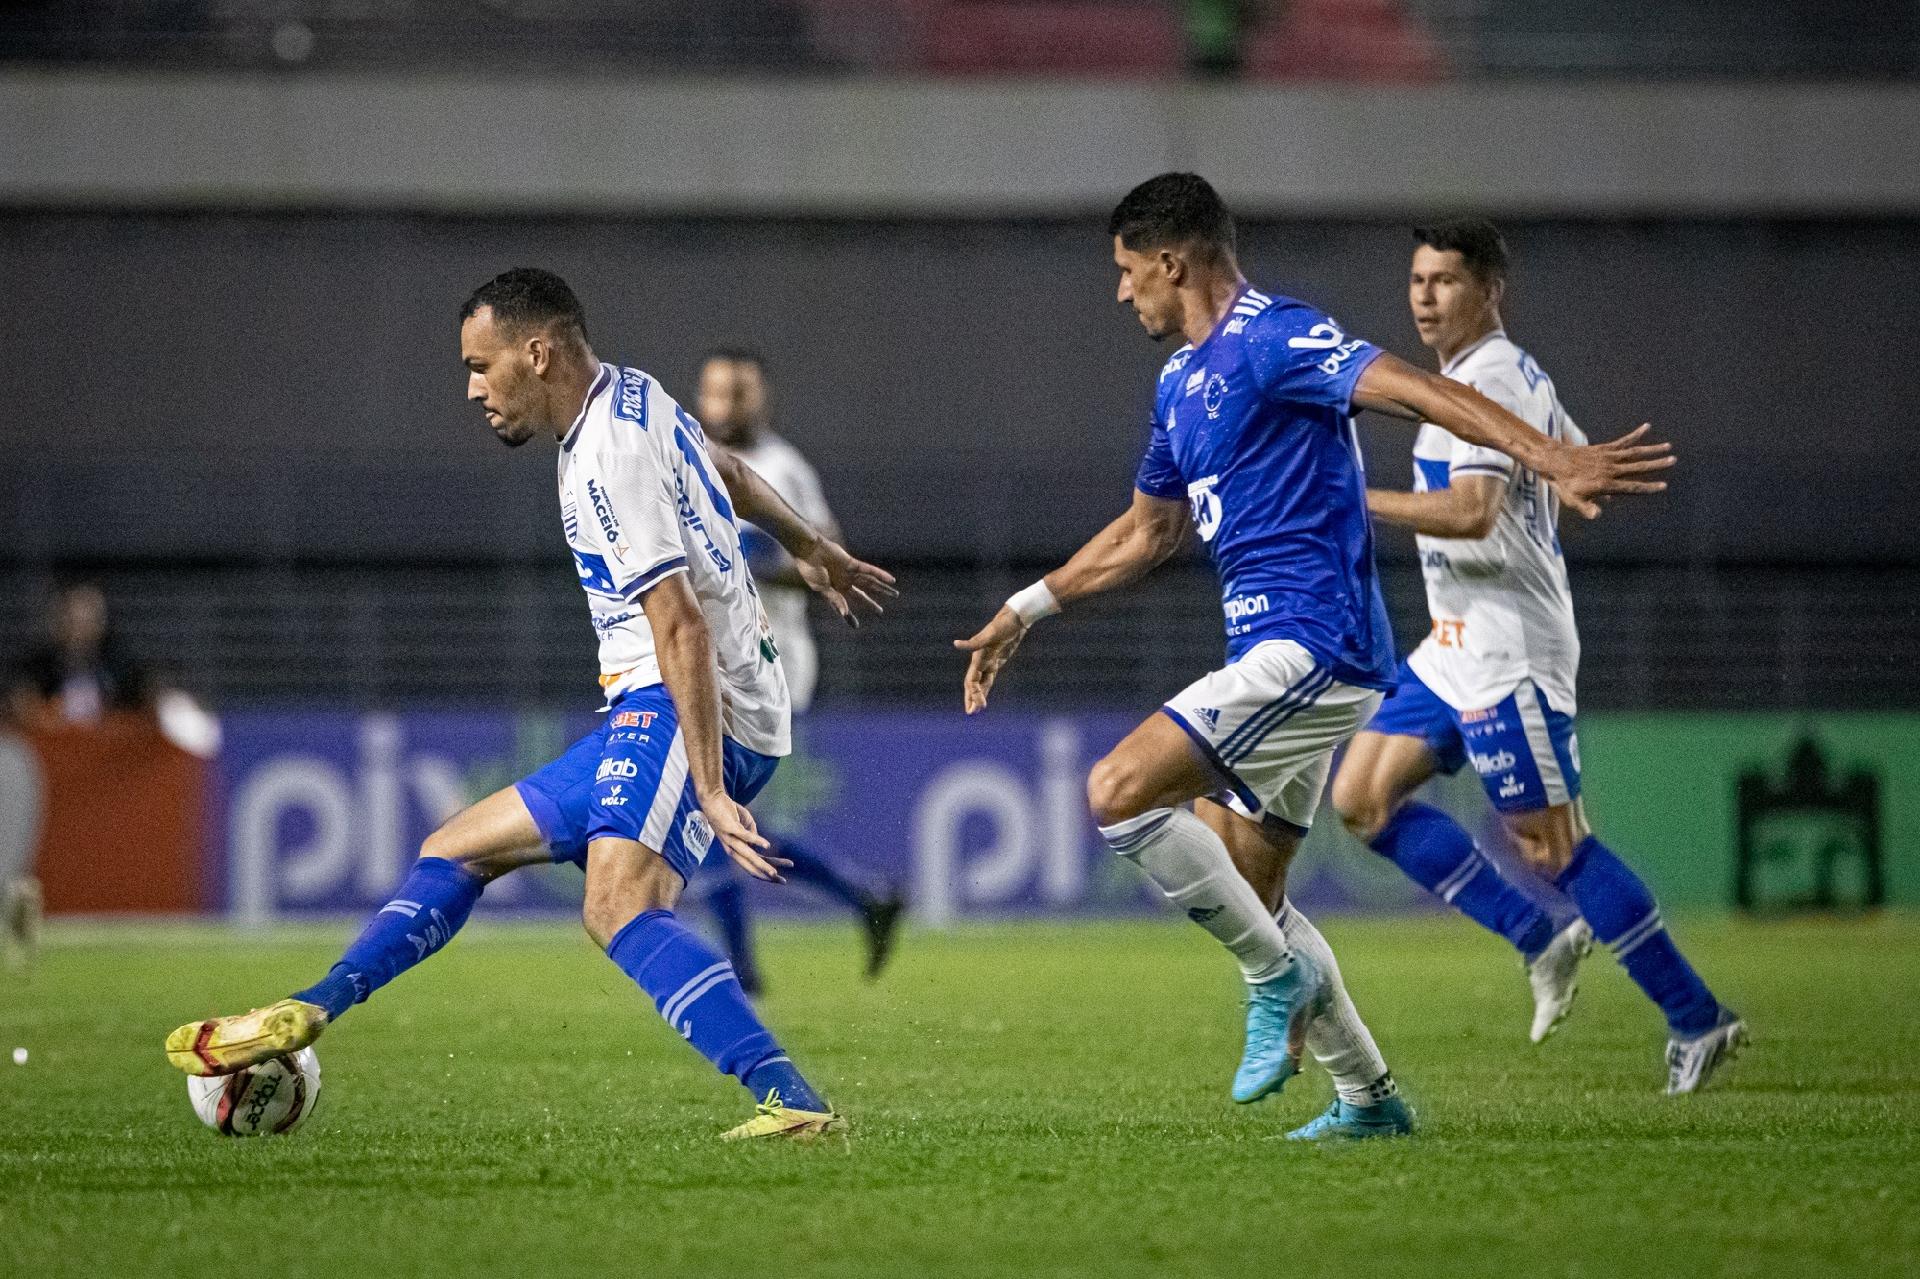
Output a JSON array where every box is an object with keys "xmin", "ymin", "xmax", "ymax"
[{"xmin": 1135, "ymin": 286, "xmax": 1396, "ymax": 689}]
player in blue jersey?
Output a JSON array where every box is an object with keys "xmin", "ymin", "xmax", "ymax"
[
  {"xmin": 166, "ymin": 269, "xmax": 896, "ymax": 1140},
  {"xmin": 1331, "ymin": 220, "xmax": 1743, "ymax": 1093},
  {"xmin": 958, "ymin": 175, "xmax": 1672, "ymax": 1140}
]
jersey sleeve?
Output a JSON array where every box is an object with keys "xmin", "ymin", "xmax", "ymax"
[
  {"xmin": 1446, "ymin": 371, "xmax": 1525, "ymax": 481},
  {"xmin": 591, "ymin": 452, "xmax": 690, "ymax": 599},
  {"xmin": 1134, "ymin": 418, "xmax": 1185, "ymax": 500},
  {"xmin": 1243, "ymin": 302, "xmax": 1382, "ymax": 414}
]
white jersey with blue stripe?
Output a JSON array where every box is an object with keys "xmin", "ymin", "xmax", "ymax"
[
  {"xmin": 558, "ymin": 363, "xmax": 790, "ymax": 758},
  {"xmin": 1405, "ymin": 332, "xmax": 1582, "ymax": 716},
  {"xmin": 725, "ymin": 429, "xmax": 832, "ymax": 711}
]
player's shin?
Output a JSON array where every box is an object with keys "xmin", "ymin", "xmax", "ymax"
[
  {"xmin": 1370, "ymin": 802, "xmax": 1556, "ymax": 961},
  {"xmin": 292, "ymin": 857, "xmax": 485, "ymax": 1021},
  {"xmin": 606, "ymin": 908, "xmax": 828, "ymax": 1112},
  {"xmin": 1554, "ymin": 836, "xmax": 1720, "ymax": 1037},
  {"xmin": 1100, "ymin": 807, "xmax": 1295, "ymax": 982},
  {"xmin": 1274, "ymin": 901, "xmax": 1398, "ymax": 1106}
]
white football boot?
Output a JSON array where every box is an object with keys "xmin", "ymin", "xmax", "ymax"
[{"xmin": 1527, "ymin": 918, "xmax": 1593, "ymax": 1043}]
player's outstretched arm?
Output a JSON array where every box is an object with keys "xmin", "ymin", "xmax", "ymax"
[
  {"xmin": 954, "ymin": 491, "xmax": 1188, "ymax": 715},
  {"xmin": 1352, "ymin": 352, "xmax": 1675, "ymax": 519},
  {"xmin": 1367, "ymin": 474, "xmax": 1507, "ymax": 540},
  {"xmin": 640, "ymin": 572, "xmax": 790, "ymax": 882},
  {"xmin": 709, "ymin": 448, "xmax": 897, "ymax": 625}
]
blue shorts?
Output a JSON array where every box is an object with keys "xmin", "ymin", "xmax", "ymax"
[
  {"xmin": 1365, "ymin": 659, "xmax": 1581, "ymax": 813},
  {"xmin": 513, "ymin": 684, "xmax": 780, "ymax": 882}
]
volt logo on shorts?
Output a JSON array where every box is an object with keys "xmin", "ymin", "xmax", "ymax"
[
  {"xmin": 601, "ymin": 784, "xmax": 628, "ymax": 807},
  {"xmin": 596, "ymin": 757, "xmax": 639, "ymax": 781}
]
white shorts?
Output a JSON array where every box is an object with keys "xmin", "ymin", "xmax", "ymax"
[{"xmin": 1161, "ymin": 639, "xmax": 1383, "ymax": 834}]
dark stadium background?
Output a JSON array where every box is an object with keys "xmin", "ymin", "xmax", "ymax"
[{"xmin": 1, "ymin": 2, "xmax": 1913, "ymax": 914}]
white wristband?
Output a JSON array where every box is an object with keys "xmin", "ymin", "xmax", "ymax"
[{"xmin": 1007, "ymin": 579, "xmax": 1061, "ymax": 628}]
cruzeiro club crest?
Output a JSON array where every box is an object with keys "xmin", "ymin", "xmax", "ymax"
[{"xmin": 1203, "ymin": 372, "xmax": 1229, "ymax": 419}]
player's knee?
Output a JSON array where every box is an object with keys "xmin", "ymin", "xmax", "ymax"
[
  {"xmin": 580, "ymin": 849, "xmax": 678, "ymax": 949},
  {"xmin": 1330, "ymin": 772, "xmax": 1388, "ymax": 844},
  {"xmin": 1505, "ymin": 818, "xmax": 1573, "ymax": 877},
  {"xmin": 1086, "ymin": 755, "xmax": 1150, "ymax": 828}
]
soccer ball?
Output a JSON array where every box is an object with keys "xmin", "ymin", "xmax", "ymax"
[{"xmin": 186, "ymin": 1049, "xmax": 322, "ymax": 1136}]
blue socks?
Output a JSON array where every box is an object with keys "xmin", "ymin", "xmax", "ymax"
[
  {"xmin": 776, "ymin": 836, "xmax": 878, "ymax": 914},
  {"xmin": 606, "ymin": 908, "xmax": 827, "ymax": 1111},
  {"xmin": 700, "ymin": 876, "xmax": 763, "ymax": 995},
  {"xmin": 1370, "ymin": 803, "xmax": 1555, "ymax": 961},
  {"xmin": 294, "ymin": 856, "xmax": 483, "ymax": 1021},
  {"xmin": 1556, "ymin": 836, "xmax": 1720, "ymax": 1037}
]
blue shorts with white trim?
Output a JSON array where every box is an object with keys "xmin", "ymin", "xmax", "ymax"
[
  {"xmin": 513, "ymin": 684, "xmax": 780, "ymax": 882},
  {"xmin": 1365, "ymin": 659, "xmax": 1581, "ymax": 813}
]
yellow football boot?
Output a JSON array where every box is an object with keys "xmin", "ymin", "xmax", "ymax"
[
  {"xmin": 720, "ymin": 1089, "xmax": 846, "ymax": 1142},
  {"xmin": 165, "ymin": 998, "xmax": 329, "ymax": 1076}
]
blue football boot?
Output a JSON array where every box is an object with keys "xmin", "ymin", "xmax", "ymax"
[
  {"xmin": 1285, "ymin": 1095, "xmax": 1415, "ymax": 1141},
  {"xmin": 1231, "ymin": 952, "xmax": 1324, "ymax": 1104}
]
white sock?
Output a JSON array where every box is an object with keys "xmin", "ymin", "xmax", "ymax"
[
  {"xmin": 1275, "ymin": 899, "xmax": 1397, "ymax": 1106},
  {"xmin": 1100, "ymin": 807, "xmax": 1294, "ymax": 984}
]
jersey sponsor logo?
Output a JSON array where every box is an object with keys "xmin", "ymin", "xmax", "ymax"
[
  {"xmin": 1459, "ymin": 707, "xmax": 1498, "ymax": 723},
  {"xmin": 1223, "ymin": 593, "xmax": 1270, "ymax": 635},
  {"xmin": 586, "ymin": 479, "xmax": 629, "ymax": 557},
  {"xmin": 1203, "ymin": 373, "xmax": 1228, "ymax": 419},
  {"xmin": 613, "ymin": 370, "xmax": 651, "ymax": 426},
  {"xmin": 1469, "ymin": 748, "xmax": 1517, "ymax": 776},
  {"xmin": 597, "ymin": 757, "xmax": 640, "ymax": 781},
  {"xmin": 610, "ymin": 710, "xmax": 658, "ymax": 730},
  {"xmin": 1317, "ymin": 339, "xmax": 1368, "ymax": 377},
  {"xmin": 1158, "ymin": 349, "xmax": 1193, "ymax": 382},
  {"xmin": 1184, "ymin": 369, "xmax": 1205, "ymax": 396},
  {"xmin": 1431, "ymin": 618, "xmax": 1467, "ymax": 648},
  {"xmin": 1224, "ymin": 318, "xmax": 1248, "ymax": 335},
  {"xmin": 591, "ymin": 610, "xmax": 633, "ymax": 638},
  {"xmin": 1186, "ymin": 475, "xmax": 1222, "ymax": 542},
  {"xmin": 1420, "ymin": 548, "xmax": 1451, "ymax": 572}
]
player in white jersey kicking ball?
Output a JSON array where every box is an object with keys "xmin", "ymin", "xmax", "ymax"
[
  {"xmin": 693, "ymin": 349, "xmax": 906, "ymax": 994},
  {"xmin": 1331, "ymin": 220, "xmax": 1744, "ymax": 1094},
  {"xmin": 164, "ymin": 269, "xmax": 896, "ymax": 1140},
  {"xmin": 958, "ymin": 176, "xmax": 1674, "ymax": 1139}
]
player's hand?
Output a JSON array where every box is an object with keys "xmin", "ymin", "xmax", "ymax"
[
  {"xmin": 953, "ymin": 606, "xmax": 1027, "ymax": 715},
  {"xmin": 795, "ymin": 538, "xmax": 899, "ymax": 628},
  {"xmin": 700, "ymin": 794, "xmax": 791, "ymax": 883},
  {"xmin": 1546, "ymin": 424, "xmax": 1676, "ymax": 519}
]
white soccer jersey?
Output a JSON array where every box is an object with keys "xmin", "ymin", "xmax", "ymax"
[
  {"xmin": 724, "ymin": 430, "xmax": 833, "ymax": 712},
  {"xmin": 1405, "ymin": 331, "xmax": 1583, "ymax": 715},
  {"xmin": 558, "ymin": 363, "xmax": 790, "ymax": 757}
]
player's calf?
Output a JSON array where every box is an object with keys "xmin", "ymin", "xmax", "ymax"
[{"xmin": 586, "ymin": 837, "xmax": 840, "ymax": 1134}]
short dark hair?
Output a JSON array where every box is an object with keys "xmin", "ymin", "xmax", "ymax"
[
  {"xmin": 459, "ymin": 267, "xmax": 589, "ymax": 341},
  {"xmin": 700, "ymin": 347, "xmax": 768, "ymax": 375},
  {"xmin": 1108, "ymin": 173, "xmax": 1236, "ymax": 260},
  {"xmin": 1412, "ymin": 219, "xmax": 1510, "ymax": 285}
]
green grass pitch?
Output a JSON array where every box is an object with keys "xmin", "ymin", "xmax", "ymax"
[{"xmin": 2, "ymin": 914, "xmax": 1916, "ymax": 1278}]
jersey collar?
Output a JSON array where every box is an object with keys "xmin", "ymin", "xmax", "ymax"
[
  {"xmin": 1441, "ymin": 329, "xmax": 1506, "ymax": 378},
  {"xmin": 560, "ymin": 363, "xmax": 616, "ymax": 453}
]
